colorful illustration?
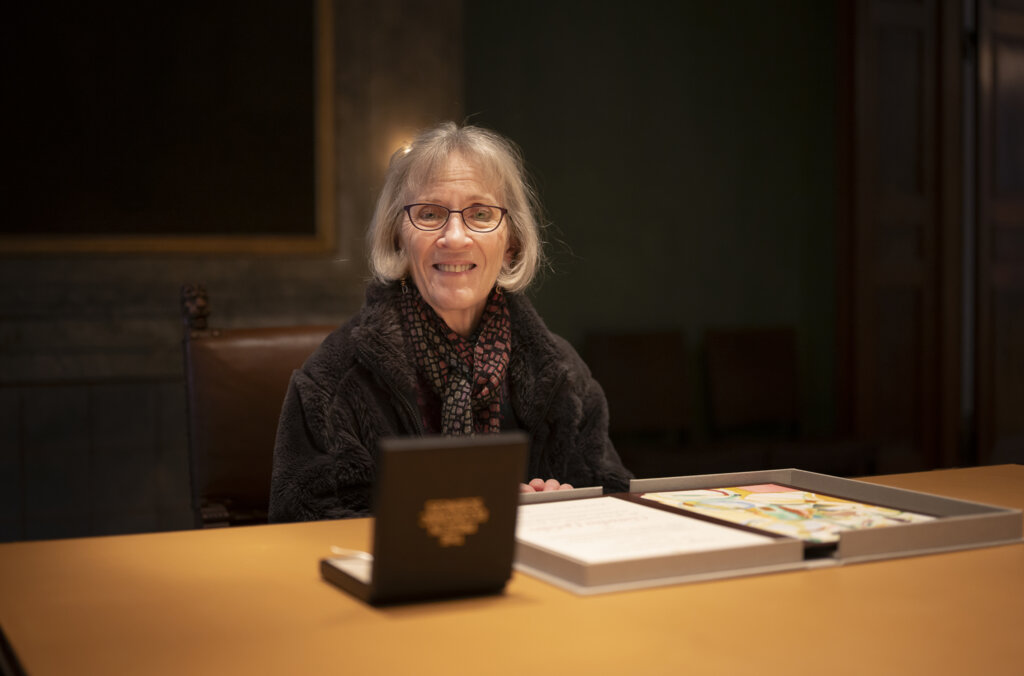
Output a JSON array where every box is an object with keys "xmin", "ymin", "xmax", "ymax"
[{"xmin": 640, "ymin": 484, "xmax": 936, "ymax": 544}]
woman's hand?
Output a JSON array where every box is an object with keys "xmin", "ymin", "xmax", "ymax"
[{"xmin": 519, "ymin": 478, "xmax": 574, "ymax": 493}]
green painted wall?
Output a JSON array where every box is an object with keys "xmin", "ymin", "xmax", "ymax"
[{"xmin": 465, "ymin": 1, "xmax": 838, "ymax": 437}]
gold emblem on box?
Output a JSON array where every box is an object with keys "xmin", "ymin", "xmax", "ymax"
[{"xmin": 418, "ymin": 497, "xmax": 490, "ymax": 546}]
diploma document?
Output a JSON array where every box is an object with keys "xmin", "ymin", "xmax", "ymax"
[{"xmin": 516, "ymin": 497, "xmax": 774, "ymax": 564}]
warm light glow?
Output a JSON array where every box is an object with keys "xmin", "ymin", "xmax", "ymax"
[{"xmin": 381, "ymin": 128, "xmax": 416, "ymax": 171}]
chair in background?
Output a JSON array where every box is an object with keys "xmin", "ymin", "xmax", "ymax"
[
  {"xmin": 582, "ymin": 331, "xmax": 691, "ymax": 477},
  {"xmin": 181, "ymin": 283, "xmax": 335, "ymax": 528},
  {"xmin": 704, "ymin": 326, "xmax": 800, "ymax": 440},
  {"xmin": 703, "ymin": 325, "xmax": 872, "ymax": 476}
]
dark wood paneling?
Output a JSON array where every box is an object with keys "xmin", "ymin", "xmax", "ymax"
[
  {"xmin": 155, "ymin": 380, "xmax": 193, "ymax": 528},
  {"xmin": 978, "ymin": 0, "xmax": 1024, "ymax": 463},
  {"xmin": 877, "ymin": 25, "xmax": 926, "ymax": 195},
  {"xmin": 92, "ymin": 385, "xmax": 160, "ymax": 517},
  {"xmin": 0, "ymin": 390, "xmax": 21, "ymax": 540},
  {"xmin": 993, "ymin": 292, "xmax": 1024, "ymax": 439},
  {"xmin": 937, "ymin": 0, "xmax": 965, "ymax": 469},
  {"xmin": 3, "ymin": 380, "xmax": 193, "ymax": 542},
  {"xmin": 844, "ymin": 0, "xmax": 962, "ymax": 470},
  {"xmin": 22, "ymin": 387, "xmax": 93, "ymax": 539},
  {"xmin": 873, "ymin": 288, "xmax": 921, "ymax": 443}
]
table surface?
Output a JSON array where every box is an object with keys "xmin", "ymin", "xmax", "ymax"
[{"xmin": 2, "ymin": 465, "xmax": 1022, "ymax": 676}]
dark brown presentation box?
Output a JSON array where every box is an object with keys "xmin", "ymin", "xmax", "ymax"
[{"xmin": 513, "ymin": 469, "xmax": 1023, "ymax": 595}]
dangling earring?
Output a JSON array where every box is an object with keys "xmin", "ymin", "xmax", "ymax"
[{"xmin": 400, "ymin": 277, "xmax": 408, "ymax": 293}]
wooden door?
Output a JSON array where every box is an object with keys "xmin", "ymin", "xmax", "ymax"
[
  {"xmin": 977, "ymin": 0, "xmax": 1024, "ymax": 464},
  {"xmin": 840, "ymin": 0, "xmax": 963, "ymax": 470}
]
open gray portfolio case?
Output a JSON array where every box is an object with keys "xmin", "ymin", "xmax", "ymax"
[{"xmin": 514, "ymin": 468, "xmax": 1023, "ymax": 595}]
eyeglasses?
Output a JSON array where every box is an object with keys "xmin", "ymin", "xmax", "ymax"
[{"xmin": 403, "ymin": 203, "xmax": 508, "ymax": 233}]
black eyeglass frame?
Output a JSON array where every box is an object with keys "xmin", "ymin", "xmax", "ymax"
[{"xmin": 403, "ymin": 203, "xmax": 508, "ymax": 233}]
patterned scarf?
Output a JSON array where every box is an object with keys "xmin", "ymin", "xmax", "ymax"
[{"xmin": 399, "ymin": 283, "xmax": 512, "ymax": 434}]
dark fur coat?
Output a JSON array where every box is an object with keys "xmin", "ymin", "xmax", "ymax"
[{"xmin": 268, "ymin": 282, "xmax": 632, "ymax": 522}]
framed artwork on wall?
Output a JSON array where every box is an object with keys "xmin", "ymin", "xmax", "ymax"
[{"xmin": 2, "ymin": 0, "xmax": 335, "ymax": 254}]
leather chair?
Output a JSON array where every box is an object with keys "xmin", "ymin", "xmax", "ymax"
[
  {"xmin": 181, "ymin": 283, "xmax": 335, "ymax": 528},
  {"xmin": 582, "ymin": 331, "xmax": 691, "ymax": 478},
  {"xmin": 583, "ymin": 330, "xmax": 690, "ymax": 442},
  {"xmin": 703, "ymin": 326, "xmax": 873, "ymax": 476},
  {"xmin": 703, "ymin": 326, "xmax": 800, "ymax": 439}
]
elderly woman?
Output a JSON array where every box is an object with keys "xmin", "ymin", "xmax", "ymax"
[{"xmin": 269, "ymin": 122, "xmax": 631, "ymax": 521}]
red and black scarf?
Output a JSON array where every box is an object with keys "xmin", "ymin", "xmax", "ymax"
[{"xmin": 399, "ymin": 283, "xmax": 512, "ymax": 434}]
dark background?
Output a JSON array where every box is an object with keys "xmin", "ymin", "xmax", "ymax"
[
  {"xmin": 464, "ymin": 1, "xmax": 838, "ymax": 436},
  {"xmin": 3, "ymin": 2, "xmax": 314, "ymax": 236},
  {"xmin": 1, "ymin": 0, "xmax": 1021, "ymax": 542}
]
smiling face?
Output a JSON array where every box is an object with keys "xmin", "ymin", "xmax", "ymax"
[{"xmin": 399, "ymin": 153, "xmax": 512, "ymax": 338}]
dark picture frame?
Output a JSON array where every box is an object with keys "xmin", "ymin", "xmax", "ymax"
[{"xmin": 2, "ymin": 0, "xmax": 335, "ymax": 254}]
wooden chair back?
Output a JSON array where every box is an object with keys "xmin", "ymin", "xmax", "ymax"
[{"xmin": 181, "ymin": 283, "xmax": 334, "ymax": 527}]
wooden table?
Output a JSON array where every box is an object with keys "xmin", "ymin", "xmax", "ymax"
[{"xmin": 2, "ymin": 465, "xmax": 1022, "ymax": 675}]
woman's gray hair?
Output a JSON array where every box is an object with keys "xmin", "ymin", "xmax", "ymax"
[{"xmin": 367, "ymin": 122, "xmax": 544, "ymax": 293}]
